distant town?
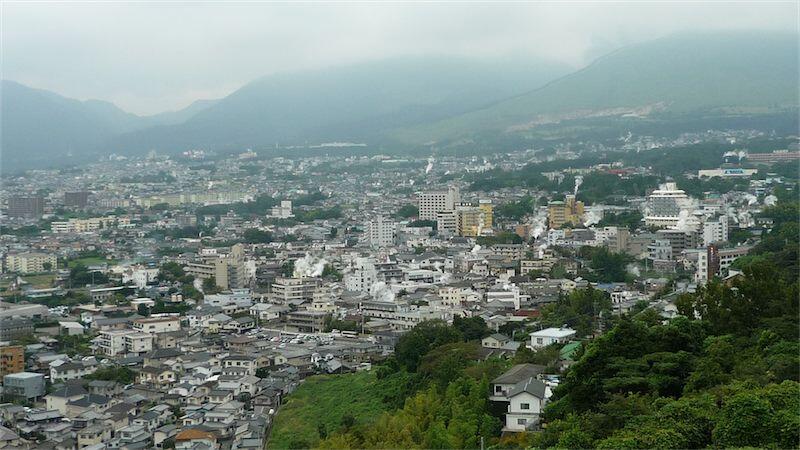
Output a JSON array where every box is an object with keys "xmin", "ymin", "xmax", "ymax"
[{"xmin": 0, "ymin": 128, "xmax": 797, "ymax": 449}]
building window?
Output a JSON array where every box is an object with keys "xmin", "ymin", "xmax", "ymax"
[
  {"xmin": 517, "ymin": 418, "xmax": 527, "ymax": 425},
  {"xmin": 520, "ymin": 403, "xmax": 530, "ymax": 410},
  {"xmin": 495, "ymin": 385, "xmax": 502, "ymax": 393},
  {"xmin": 536, "ymin": 338, "xmax": 543, "ymax": 344}
]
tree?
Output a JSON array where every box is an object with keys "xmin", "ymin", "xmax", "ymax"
[
  {"xmin": 202, "ymin": 277, "xmax": 221, "ymax": 294},
  {"xmin": 395, "ymin": 320, "xmax": 462, "ymax": 371},
  {"xmin": 395, "ymin": 204, "xmax": 419, "ymax": 218},
  {"xmin": 452, "ymin": 316, "xmax": 490, "ymax": 341},
  {"xmin": 243, "ymin": 228, "xmax": 273, "ymax": 244}
]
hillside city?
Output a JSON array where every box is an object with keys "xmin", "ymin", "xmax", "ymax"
[{"xmin": 0, "ymin": 124, "xmax": 797, "ymax": 448}]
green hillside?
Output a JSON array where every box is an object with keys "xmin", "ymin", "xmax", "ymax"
[
  {"xmin": 267, "ymin": 371, "xmax": 392, "ymax": 449},
  {"xmin": 396, "ymin": 32, "xmax": 799, "ymax": 143}
]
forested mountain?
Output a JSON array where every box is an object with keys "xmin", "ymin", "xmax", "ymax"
[
  {"xmin": 0, "ymin": 81, "xmax": 215, "ymax": 170},
  {"xmin": 106, "ymin": 57, "xmax": 571, "ymax": 154},
  {"xmin": 3, "ymin": 32, "xmax": 797, "ymax": 170},
  {"xmin": 397, "ymin": 32, "xmax": 799, "ymax": 144}
]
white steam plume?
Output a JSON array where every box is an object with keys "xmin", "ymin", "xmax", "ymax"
[
  {"xmin": 573, "ymin": 175, "xmax": 583, "ymax": 196},
  {"xmin": 370, "ymin": 281, "xmax": 395, "ymax": 303},
  {"xmin": 293, "ymin": 253, "xmax": 327, "ymax": 278}
]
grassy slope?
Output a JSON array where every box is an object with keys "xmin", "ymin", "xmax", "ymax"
[{"xmin": 268, "ymin": 371, "xmax": 390, "ymax": 449}]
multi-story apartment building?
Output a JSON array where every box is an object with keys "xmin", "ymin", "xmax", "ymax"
[
  {"xmin": 132, "ymin": 317, "xmax": 181, "ymax": 334},
  {"xmin": 63, "ymin": 191, "xmax": 90, "ymax": 208},
  {"xmin": 703, "ymin": 215, "xmax": 729, "ymax": 246},
  {"xmin": 7, "ymin": 196, "xmax": 44, "ymax": 219},
  {"xmin": 4, "ymin": 252, "xmax": 57, "ymax": 274},
  {"xmin": 270, "ymin": 277, "xmax": 321, "ymax": 303},
  {"xmin": 95, "ymin": 329, "xmax": 154, "ymax": 356},
  {"xmin": 50, "ymin": 216, "xmax": 130, "ymax": 233},
  {"xmin": 548, "ymin": 195, "xmax": 584, "ymax": 229},
  {"xmin": 366, "ymin": 216, "xmax": 397, "ymax": 248},
  {"xmin": 694, "ymin": 245, "xmax": 751, "ymax": 284},
  {"xmin": 0, "ymin": 345, "xmax": 25, "ymax": 376},
  {"xmin": 418, "ymin": 186, "xmax": 460, "ymax": 221}
]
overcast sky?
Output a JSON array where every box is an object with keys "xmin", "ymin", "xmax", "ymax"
[{"xmin": 2, "ymin": 2, "xmax": 796, "ymax": 115}]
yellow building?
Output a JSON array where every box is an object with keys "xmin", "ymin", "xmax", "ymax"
[
  {"xmin": 458, "ymin": 208, "xmax": 484, "ymax": 237},
  {"xmin": 548, "ymin": 195, "xmax": 584, "ymax": 229},
  {"xmin": 478, "ymin": 199, "xmax": 494, "ymax": 229}
]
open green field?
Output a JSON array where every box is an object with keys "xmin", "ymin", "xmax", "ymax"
[
  {"xmin": 22, "ymin": 274, "xmax": 56, "ymax": 288},
  {"xmin": 67, "ymin": 257, "xmax": 115, "ymax": 268},
  {"xmin": 268, "ymin": 371, "xmax": 390, "ymax": 449}
]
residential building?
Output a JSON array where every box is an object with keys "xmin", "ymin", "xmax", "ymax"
[
  {"xmin": 4, "ymin": 252, "xmax": 57, "ymax": 274},
  {"xmin": 703, "ymin": 215, "xmax": 729, "ymax": 246},
  {"xmin": 6, "ymin": 196, "xmax": 44, "ymax": 218},
  {"xmin": 64, "ymin": 191, "xmax": 90, "ymax": 208},
  {"xmin": 3, "ymin": 372, "xmax": 45, "ymax": 399},
  {"xmin": 0, "ymin": 345, "xmax": 24, "ymax": 376},
  {"xmin": 529, "ymin": 327, "xmax": 576, "ymax": 349},
  {"xmin": 418, "ymin": 186, "xmax": 460, "ymax": 221},
  {"xmin": 548, "ymin": 195, "xmax": 584, "ymax": 229},
  {"xmin": 366, "ymin": 217, "xmax": 397, "ymax": 248},
  {"xmin": 133, "ymin": 317, "xmax": 181, "ymax": 334}
]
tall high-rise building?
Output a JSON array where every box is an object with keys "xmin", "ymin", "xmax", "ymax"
[
  {"xmin": 64, "ymin": 191, "xmax": 90, "ymax": 208},
  {"xmin": 7, "ymin": 196, "xmax": 44, "ymax": 219},
  {"xmin": 703, "ymin": 215, "xmax": 729, "ymax": 246},
  {"xmin": 215, "ymin": 244, "xmax": 247, "ymax": 289},
  {"xmin": 418, "ymin": 186, "xmax": 460, "ymax": 221},
  {"xmin": 366, "ymin": 217, "xmax": 397, "ymax": 248},
  {"xmin": 644, "ymin": 183, "xmax": 691, "ymax": 228},
  {"xmin": 478, "ymin": 199, "xmax": 494, "ymax": 229},
  {"xmin": 457, "ymin": 207, "xmax": 485, "ymax": 237},
  {"xmin": 548, "ymin": 195, "xmax": 584, "ymax": 229}
]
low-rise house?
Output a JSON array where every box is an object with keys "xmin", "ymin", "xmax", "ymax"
[{"xmin": 528, "ymin": 327, "xmax": 576, "ymax": 349}]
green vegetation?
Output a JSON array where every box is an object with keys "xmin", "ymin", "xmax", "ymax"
[
  {"xmin": 395, "ymin": 204, "xmax": 419, "ymax": 219},
  {"xmin": 596, "ymin": 210, "xmax": 643, "ymax": 231},
  {"xmin": 495, "ymin": 196, "xmax": 535, "ymax": 221},
  {"xmin": 578, "ymin": 246, "xmax": 633, "ymax": 283},
  {"xmin": 476, "ymin": 231, "xmax": 523, "ymax": 246},
  {"xmin": 68, "ymin": 263, "xmax": 110, "ymax": 286},
  {"xmin": 84, "ymin": 366, "xmax": 136, "ymax": 384},
  {"xmin": 242, "ymin": 228, "xmax": 273, "ymax": 243},
  {"xmin": 268, "ymin": 371, "xmax": 392, "ymax": 449},
  {"xmin": 539, "ymin": 287, "xmax": 612, "ymax": 337}
]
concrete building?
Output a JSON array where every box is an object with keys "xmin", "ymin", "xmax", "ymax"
[
  {"xmin": 435, "ymin": 210, "xmax": 458, "ymax": 235},
  {"xmin": 644, "ymin": 183, "xmax": 692, "ymax": 228},
  {"xmin": 270, "ymin": 277, "xmax": 320, "ymax": 303},
  {"xmin": 694, "ymin": 245, "xmax": 751, "ymax": 284},
  {"xmin": 132, "ymin": 317, "xmax": 181, "ymax": 334},
  {"xmin": 548, "ymin": 195, "xmax": 584, "ymax": 229},
  {"xmin": 0, "ymin": 317, "xmax": 34, "ymax": 341},
  {"xmin": 270, "ymin": 200, "xmax": 294, "ymax": 218},
  {"xmin": 418, "ymin": 186, "xmax": 460, "ymax": 221},
  {"xmin": 4, "ymin": 252, "xmax": 57, "ymax": 274},
  {"xmin": 3, "ymin": 372, "xmax": 45, "ymax": 399},
  {"xmin": 457, "ymin": 206, "xmax": 487, "ymax": 237},
  {"xmin": 0, "ymin": 345, "xmax": 25, "ymax": 377},
  {"xmin": 703, "ymin": 215, "xmax": 729, "ymax": 246},
  {"xmin": 6, "ymin": 196, "xmax": 44, "ymax": 218},
  {"xmin": 366, "ymin": 217, "xmax": 397, "ymax": 248},
  {"xmin": 285, "ymin": 310, "xmax": 328, "ymax": 333},
  {"xmin": 95, "ymin": 329, "xmax": 154, "ymax": 356},
  {"xmin": 64, "ymin": 191, "xmax": 90, "ymax": 208},
  {"xmin": 529, "ymin": 327, "xmax": 576, "ymax": 349},
  {"xmin": 478, "ymin": 199, "xmax": 494, "ymax": 229}
]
